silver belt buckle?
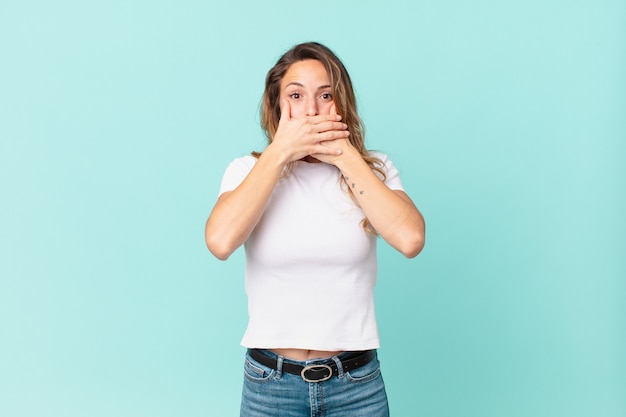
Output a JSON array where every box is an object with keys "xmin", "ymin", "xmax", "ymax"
[{"xmin": 301, "ymin": 364, "xmax": 333, "ymax": 382}]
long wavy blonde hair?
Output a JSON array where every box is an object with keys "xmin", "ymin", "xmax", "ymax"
[{"xmin": 254, "ymin": 42, "xmax": 385, "ymax": 233}]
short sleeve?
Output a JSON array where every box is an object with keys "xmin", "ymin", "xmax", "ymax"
[
  {"xmin": 218, "ymin": 155, "xmax": 258, "ymax": 195},
  {"xmin": 371, "ymin": 152, "xmax": 405, "ymax": 191}
]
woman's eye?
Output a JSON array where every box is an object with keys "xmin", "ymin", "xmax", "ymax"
[
  {"xmin": 321, "ymin": 93, "xmax": 333, "ymax": 100},
  {"xmin": 290, "ymin": 92, "xmax": 301, "ymax": 99}
]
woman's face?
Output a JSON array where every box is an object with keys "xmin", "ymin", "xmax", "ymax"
[{"xmin": 280, "ymin": 59, "xmax": 335, "ymax": 118}]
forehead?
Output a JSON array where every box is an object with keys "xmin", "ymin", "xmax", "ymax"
[{"xmin": 281, "ymin": 59, "xmax": 329, "ymax": 88}]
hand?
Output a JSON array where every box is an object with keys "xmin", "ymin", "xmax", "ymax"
[
  {"xmin": 310, "ymin": 104, "xmax": 358, "ymax": 166},
  {"xmin": 267, "ymin": 100, "xmax": 350, "ymax": 164}
]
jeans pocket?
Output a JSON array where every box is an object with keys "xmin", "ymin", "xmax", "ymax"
[
  {"xmin": 345, "ymin": 357, "xmax": 381, "ymax": 383},
  {"xmin": 243, "ymin": 355, "xmax": 276, "ymax": 383}
]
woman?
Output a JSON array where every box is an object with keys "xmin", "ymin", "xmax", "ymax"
[{"xmin": 205, "ymin": 42, "xmax": 425, "ymax": 416}]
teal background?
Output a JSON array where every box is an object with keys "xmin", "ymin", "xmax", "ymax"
[{"xmin": 1, "ymin": 0, "xmax": 624, "ymax": 416}]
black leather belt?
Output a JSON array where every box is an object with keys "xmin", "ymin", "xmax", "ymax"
[{"xmin": 248, "ymin": 349, "xmax": 376, "ymax": 383}]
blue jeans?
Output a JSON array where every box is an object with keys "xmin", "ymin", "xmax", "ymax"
[{"xmin": 240, "ymin": 349, "xmax": 389, "ymax": 417}]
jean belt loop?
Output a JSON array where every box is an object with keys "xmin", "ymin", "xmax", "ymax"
[
  {"xmin": 276, "ymin": 354, "xmax": 284, "ymax": 379},
  {"xmin": 331, "ymin": 355, "xmax": 344, "ymax": 378}
]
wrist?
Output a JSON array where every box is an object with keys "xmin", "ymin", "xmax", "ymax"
[
  {"xmin": 258, "ymin": 144, "xmax": 292, "ymax": 172},
  {"xmin": 334, "ymin": 147, "xmax": 364, "ymax": 174},
  {"xmin": 263, "ymin": 143, "xmax": 292, "ymax": 167}
]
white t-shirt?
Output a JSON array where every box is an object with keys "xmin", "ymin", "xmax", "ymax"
[{"xmin": 219, "ymin": 152, "xmax": 404, "ymax": 351}]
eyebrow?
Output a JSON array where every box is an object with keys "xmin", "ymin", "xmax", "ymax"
[{"xmin": 284, "ymin": 82, "xmax": 332, "ymax": 90}]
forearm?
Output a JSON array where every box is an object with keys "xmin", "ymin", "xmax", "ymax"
[
  {"xmin": 205, "ymin": 149, "xmax": 285, "ymax": 260},
  {"xmin": 335, "ymin": 155, "xmax": 425, "ymax": 258}
]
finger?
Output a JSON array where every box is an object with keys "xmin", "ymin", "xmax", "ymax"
[
  {"xmin": 311, "ymin": 144, "xmax": 343, "ymax": 155},
  {"xmin": 319, "ymin": 138, "xmax": 349, "ymax": 146},
  {"xmin": 279, "ymin": 99, "xmax": 291, "ymax": 122},
  {"xmin": 317, "ymin": 129, "xmax": 350, "ymax": 141},
  {"xmin": 308, "ymin": 113, "xmax": 343, "ymax": 125},
  {"xmin": 315, "ymin": 121, "xmax": 348, "ymax": 133},
  {"xmin": 330, "ymin": 102, "xmax": 337, "ymax": 116}
]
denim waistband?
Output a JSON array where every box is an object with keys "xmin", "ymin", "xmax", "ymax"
[{"xmin": 248, "ymin": 348, "xmax": 375, "ymax": 366}]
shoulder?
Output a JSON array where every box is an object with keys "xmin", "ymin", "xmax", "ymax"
[
  {"xmin": 367, "ymin": 150, "xmax": 391, "ymax": 163},
  {"xmin": 221, "ymin": 154, "xmax": 259, "ymax": 176},
  {"xmin": 366, "ymin": 151, "xmax": 405, "ymax": 189},
  {"xmin": 219, "ymin": 155, "xmax": 259, "ymax": 194},
  {"xmin": 226, "ymin": 154, "xmax": 258, "ymax": 170},
  {"xmin": 367, "ymin": 151, "xmax": 399, "ymax": 171}
]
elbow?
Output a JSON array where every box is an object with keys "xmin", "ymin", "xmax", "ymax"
[
  {"xmin": 205, "ymin": 233, "xmax": 234, "ymax": 261},
  {"xmin": 205, "ymin": 217, "xmax": 238, "ymax": 260},
  {"xmin": 206, "ymin": 240, "xmax": 233, "ymax": 261},
  {"xmin": 210, "ymin": 248, "xmax": 232, "ymax": 261},
  {"xmin": 398, "ymin": 231, "xmax": 425, "ymax": 259}
]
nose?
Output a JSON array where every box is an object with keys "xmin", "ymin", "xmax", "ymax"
[{"xmin": 305, "ymin": 98, "xmax": 318, "ymax": 116}]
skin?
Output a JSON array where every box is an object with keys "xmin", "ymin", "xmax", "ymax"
[{"xmin": 205, "ymin": 59, "xmax": 425, "ymax": 361}]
